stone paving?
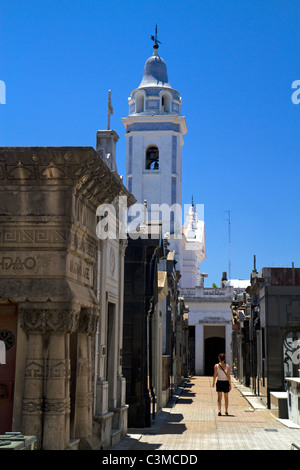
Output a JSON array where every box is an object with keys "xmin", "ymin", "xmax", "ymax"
[{"xmin": 111, "ymin": 376, "xmax": 300, "ymax": 451}]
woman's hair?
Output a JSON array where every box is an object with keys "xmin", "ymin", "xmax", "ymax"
[{"xmin": 218, "ymin": 353, "xmax": 226, "ymax": 362}]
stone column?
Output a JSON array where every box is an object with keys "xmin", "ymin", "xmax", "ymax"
[
  {"xmin": 43, "ymin": 331, "xmax": 67, "ymax": 450},
  {"xmin": 20, "ymin": 306, "xmax": 80, "ymax": 450},
  {"xmin": 195, "ymin": 322, "xmax": 203, "ymax": 375},
  {"xmin": 75, "ymin": 308, "xmax": 98, "ymax": 439},
  {"xmin": 21, "ymin": 331, "xmax": 44, "ymax": 449}
]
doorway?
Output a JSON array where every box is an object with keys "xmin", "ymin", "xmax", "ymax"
[
  {"xmin": 204, "ymin": 336, "xmax": 225, "ymax": 376},
  {"xmin": 0, "ymin": 302, "xmax": 18, "ymax": 434}
]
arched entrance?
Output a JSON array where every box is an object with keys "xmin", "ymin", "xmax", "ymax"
[
  {"xmin": 0, "ymin": 299, "xmax": 18, "ymax": 434},
  {"xmin": 204, "ymin": 337, "xmax": 225, "ymax": 376}
]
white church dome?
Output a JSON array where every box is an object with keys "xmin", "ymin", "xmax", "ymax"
[{"xmin": 138, "ymin": 51, "xmax": 172, "ymax": 89}]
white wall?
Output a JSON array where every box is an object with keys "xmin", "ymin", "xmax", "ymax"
[{"xmin": 188, "ymin": 301, "xmax": 232, "ymax": 375}]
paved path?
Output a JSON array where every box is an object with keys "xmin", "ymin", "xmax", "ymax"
[{"xmin": 112, "ymin": 376, "xmax": 300, "ymax": 451}]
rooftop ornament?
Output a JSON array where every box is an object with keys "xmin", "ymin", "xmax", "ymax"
[{"xmin": 151, "ymin": 25, "xmax": 161, "ymax": 54}]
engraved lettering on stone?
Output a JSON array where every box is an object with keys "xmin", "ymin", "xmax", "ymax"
[
  {"xmin": 0, "ymin": 256, "xmax": 36, "ymax": 271},
  {"xmin": 198, "ymin": 316, "xmax": 230, "ymax": 324},
  {"xmin": 203, "ymin": 289, "xmax": 225, "ymax": 296}
]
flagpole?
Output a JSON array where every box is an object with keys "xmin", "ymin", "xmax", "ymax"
[{"xmin": 107, "ymin": 90, "xmax": 113, "ymax": 130}]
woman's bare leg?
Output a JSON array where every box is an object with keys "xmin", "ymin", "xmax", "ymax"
[
  {"xmin": 217, "ymin": 392, "xmax": 222, "ymax": 413},
  {"xmin": 224, "ymin": 393, "xmax": 229, "ymax": 414}
]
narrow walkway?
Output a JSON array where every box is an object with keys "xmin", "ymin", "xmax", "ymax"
[{"xmin": 112, "ymin": 376, "xmax": 300, "ymax": 450}]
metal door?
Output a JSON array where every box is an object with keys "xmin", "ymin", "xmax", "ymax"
[{"xmin": 0, "ymin": 302, "xmax": 18, "ymax": 434}]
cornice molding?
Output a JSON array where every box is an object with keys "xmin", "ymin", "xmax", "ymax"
[{"xmin": 0, "ymin": 147, "xmax": 136, "ymax": 207}]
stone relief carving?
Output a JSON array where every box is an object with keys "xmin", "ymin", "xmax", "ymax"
[
  {"xmin": 0, "ymin": 228, "xmax": 68, "ymax": 245},
  {"xmin": 20, "ymin": 309, "xmax": 80, "ymax": 334},
  {"xmin": 22, "ymin": 398, "xmax": 43, "ymax": 414},
  {"xmin": 45, "ymin": 359, "xmax": 68, "ymax": 379},
  {"xmin": 78, "ymin": 308, "xmax": 99, "ymax": 336},
  {"xmin": 77, "ymin": 357, "xmax": 92, "ymax": 376},
  {"xmin": 44, "ymin": 398, "xmax": 66, "ymax": 414},
  {"xmin": 0, "ymin": 256, "xmax": 36, "ymax": 271},
  {"xmin": 25, "ymin": 360, "xmax": 44, "ymax": 379}
]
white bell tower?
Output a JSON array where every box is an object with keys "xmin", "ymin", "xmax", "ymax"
[
  {"xmin": 122, "ymin": 30, "xmax": 206, "ymax": 287},
  {"xmin": 121, "ymin": 32, "xmax": 187, "ymax": 234}
]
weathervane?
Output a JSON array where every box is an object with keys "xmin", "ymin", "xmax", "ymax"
[{"xmin": 151, "ymin": 25, "xmax": 161, "ymax": 49}]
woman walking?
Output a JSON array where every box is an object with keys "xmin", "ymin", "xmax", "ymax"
[{"xmin": 212, "ymin": 353, "xmax": 231, "ymax": 416}]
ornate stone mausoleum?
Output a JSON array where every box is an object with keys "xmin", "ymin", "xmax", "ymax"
[{"xmin": 0, "ymin": 146, "xmax": 134, "ymax": 449}]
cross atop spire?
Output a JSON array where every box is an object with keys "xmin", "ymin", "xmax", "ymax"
[{"xmin": 151, "ymin": 25, "xmax": 161, "ymax": 51}]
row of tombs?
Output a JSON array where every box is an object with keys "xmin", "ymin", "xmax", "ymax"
[{"xmin": 0, "ymin": 139, "xmax": 189, "ymax": 450}]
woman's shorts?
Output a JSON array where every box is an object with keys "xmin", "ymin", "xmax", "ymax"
[{"xmin": 216, "ymin": 380, "xmax": 230, "ymax": 393}]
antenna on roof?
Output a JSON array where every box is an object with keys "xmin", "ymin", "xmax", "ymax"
[{"xmin": 225, "ymin": 210, "xmax": 231, "ymax": 280}]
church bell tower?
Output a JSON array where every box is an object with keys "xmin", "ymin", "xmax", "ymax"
[{"xmin": 122, "ymin": 29, "xmax": 187, "ymax": 234}]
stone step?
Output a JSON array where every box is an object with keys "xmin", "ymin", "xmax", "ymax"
[{"xmin": 111, "ymin": 428, "xmax": 122, "ymax": 448}]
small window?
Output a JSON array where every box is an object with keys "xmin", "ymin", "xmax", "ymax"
[
  {"xmin": 145, "ymin": 146, "xmax": 159, "ymax": 170},
  {"xmin": 136, "ymin": 93, "xmax": 144, "ymax": 113}
]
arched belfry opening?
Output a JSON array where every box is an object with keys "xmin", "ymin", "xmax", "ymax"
[
  {"xmin": 136, "ymin": 93, "xmax": 144, "ymax": 113},
  {"xmin": 161, "ymin": 93, "xmax": 171, "ymax": 112},
  {"xmin": 145, "ymin": 146, "xmax": 159, "ymax": 170}
]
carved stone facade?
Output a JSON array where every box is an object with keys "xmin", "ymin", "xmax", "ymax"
[{"xmin": 0, "ymin": 146, "xmax": 135, "ymax": 449}]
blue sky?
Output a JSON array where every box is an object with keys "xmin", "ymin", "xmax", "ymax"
[{"xmin": 1, "ymin": 0, "xmax": 300, "ymax": 286}]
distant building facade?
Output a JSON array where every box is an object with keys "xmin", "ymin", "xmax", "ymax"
[
  {"xmin": 184, "ymin": 275, "xmax": 250, "ymax": 376},
  {"xmin": 122, "ymin": 222, "xmax": 189, "ymax": 428},
  {"xmin": 246, "ymin": 267, "xmax": 300, "ymax": 408}
]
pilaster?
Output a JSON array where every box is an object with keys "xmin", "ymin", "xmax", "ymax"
[{"xmin": 20, "ymin": 305, "xmax": 81, "ymax": 450}]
